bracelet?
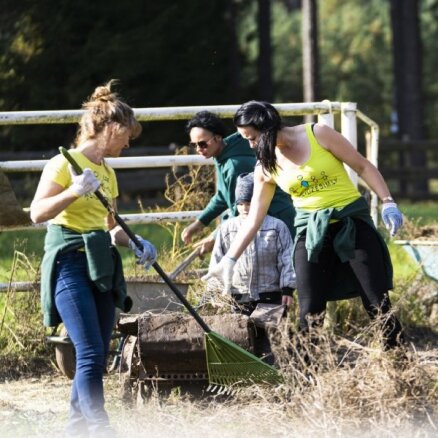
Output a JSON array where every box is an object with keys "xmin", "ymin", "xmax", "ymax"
[{"xmin": 382, "ymin": 196, "xmax": 394, "ymax": 203}]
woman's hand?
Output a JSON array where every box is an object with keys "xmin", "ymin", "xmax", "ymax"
[
  {"xmin": 202, "ymin": 256, "xmax": 236, "ymax": 295},
  {"xmin": 128, "ymin": 235, "xmax": 157, "ymax": 270},
  {"xmin": 381, "ymin": 202, "xmax": 403, "ymax": 236},
  {"xmin": 70, "ymin": 167, "xmax": 100, "ymax": 197}
]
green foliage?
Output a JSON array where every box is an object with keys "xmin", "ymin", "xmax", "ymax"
[
  {"xmin": 0, "ymin": 0, "xmax": 238, "ymax": 150},
  {"xmin": 421, "ymin": 0, "xmax": 438, "ymax": 137},
  {"xmin": 1, "ymin": 0, "xmax": 437, "ymax": 152},
  {"xmin": 271, "ymin": 2, "xmax": 303, "ymax": 102},
  {"xmin": 319, "ymin": 0, "xmax": 393, "ymax": 133},
  {"xmin": 0, "ymin": 224, "xmax": 175, "ymax": 282},
  {"xmin": 0, "ymin": 230, "xmax": 45, "ymax": 283}
]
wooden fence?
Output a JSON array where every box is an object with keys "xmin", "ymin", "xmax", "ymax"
[
  {"xmin": 5, "ymin": 139, "xmax": 438, "ymax": 208},
  {"xmin": 3, "ymin": 145, "xmax": 187, "ymax": 209},
  {"xmin": 378, "ymin": 140, "xmax": 438, "ymax": 201}
]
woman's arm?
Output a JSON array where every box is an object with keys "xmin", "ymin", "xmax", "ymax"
[
  {"xmin": 31, "ymin": 161, "xmax": 101, "ymax": 223},
  {"xmin": 108, "ymin": 200, "xmax": 131, "ymax": 246},
  {"xmin": 314, "ymin": 123, "xmax": 393, "ymax": 201},
  {"xmin": 226, "ymin": 165, "xmax": 276, "ymax": 259},
  {"xmin": 30, "ymin": 178, "xmax": 79, "ymax": 223},
  {"xmin": 109, "ymin": 199, "xmax": 157, "ymax": 268}
]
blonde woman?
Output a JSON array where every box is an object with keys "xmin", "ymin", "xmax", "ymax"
[{"xmin": 31, "ymin": 81, "xmax": 156, "ymax": 437}]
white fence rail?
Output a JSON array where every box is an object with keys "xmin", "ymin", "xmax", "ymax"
[
  {"xmin": 0, "ymin": 102, "xmax": 344, "ymax": 125},
  {"xmin": 0, "ymin": 155, "xmax": 214, "ymax": 172},
  {"xmin": 0, "ymin": 101, "xmax": 379, "ymax": 231}
]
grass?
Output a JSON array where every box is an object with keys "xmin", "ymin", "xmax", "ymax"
[
  {"xmin": 2, "ymin": 319, "xmax": 438, "ymax": 437},
  {"xmin": 399, "ymin": 200, "xmax": 438, "ymax": 225},
  {"xmin": 1, "ymin": 201, "xmax": 438, "ymax": 437},
  {"xmin": 0, "ymin": 223, "xmax": 192, "ymax": 283},
  {"xmin": 0, "ymin": 219, "xmax": 209, "ymax": 360},
  {"xmin": 0, "ymin": 201, "xmax": 435, "ymax": 281}
]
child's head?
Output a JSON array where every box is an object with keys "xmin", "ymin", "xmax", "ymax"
[{"xmin": 235, "ymin": 172, "xmax": 254, "ymax": 217}]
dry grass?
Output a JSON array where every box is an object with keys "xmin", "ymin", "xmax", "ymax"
[
  {"xmin": 1, "ymin": 164, "xmax": 438, "ymax": 437},
  {"xmin": 1, "ymin": 310, "xmax": 438, "ymax": 437},
  {"xmin": 138, "ymin": 145, "xmax": 216, "ymax": 266},
  {"xmin": 2, "ymin": 333, "xmax": 437, "ymax": 438},
  {"xmin": 114, "ymin": 317, "xmax": 438, "ymax": 438},
  {"xmin": 397, "ymin": 217, "xmax": 438, "ymax": 240}
]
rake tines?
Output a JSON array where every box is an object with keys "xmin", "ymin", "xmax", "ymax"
[{"xmin": 205, "ymin": 331, "xmax": 281, "ymax": 388}]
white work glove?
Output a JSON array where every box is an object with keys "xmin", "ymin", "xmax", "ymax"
[
  {"xmin": 202, "ymin": 255, "xmax": 236, "ymax": 295},
  {"xmin": 128, "ymin": 235, "xmax": 157, "ymax": 271},
  {"xmin": 381, "ymin": 202, "xmax": 403, "ymax": 237},
  {"xmin": 70, "ymin": 167, "xmax": 100, "ymax": 197}
]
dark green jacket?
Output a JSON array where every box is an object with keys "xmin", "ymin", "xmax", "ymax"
[
  {"xmin": 294, "ymin": 197, "xmax": 393, "ymax": 300},
  {"xmin": 40, "ymin": 224, "xmax": 131, "ymax": 327},
  {"xmin": 198, "ymin": 132, "xmax": 296, "ymax": 237}
]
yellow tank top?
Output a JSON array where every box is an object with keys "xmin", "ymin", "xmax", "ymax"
[
  {"xmin": 42, "ymin": 149, "xmax": 118, "ymax": 233},
  {"xmin": 272, "ymin": 124, "xmax": 360, "ymax": 210}
]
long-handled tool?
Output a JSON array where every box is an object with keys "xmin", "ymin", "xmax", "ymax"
[
  {"xmin": 168, "ymin": 229, "xmax": 216, "ymax": 280},
  {"xmin": 60, "ymin": 147, "xmax": 281, "ymax": 388},
  {"xmin": 168, "ymin": 247, "xmax": 201, "ymax": 280}
]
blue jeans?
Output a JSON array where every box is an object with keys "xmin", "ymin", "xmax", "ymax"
[{"xmin": 55, "ymin": 250, "xmax": 115, "ymax": 437}]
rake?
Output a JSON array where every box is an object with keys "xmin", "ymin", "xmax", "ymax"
[{"xmin": 60, "ymin": 147, "xmax": 281, "ymax": 388}]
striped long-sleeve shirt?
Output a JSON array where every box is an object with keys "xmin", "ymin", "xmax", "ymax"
[{"xmin": 208, "ymin": 215, "xmax": 296, "ymax": 301}]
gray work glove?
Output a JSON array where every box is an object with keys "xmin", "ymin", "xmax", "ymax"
[
  {"xmin": 381, "ymin": 202, "xmax": 403, "ymax": 237},
  {"xmin": 128, "ymin": 235, "xmax": 157, "ymax": 271}
]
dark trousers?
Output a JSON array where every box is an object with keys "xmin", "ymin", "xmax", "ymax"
[
  {"xmin": 294, "ymin": 219, "xmax": 403, "ymax": 348},
  {"xmin": 231, "ymin": 291, "xmax": 282, "ymax": 316},
  {"xmin": 232, "ymin": 292, "xmax": 283, "ymax": 363}
]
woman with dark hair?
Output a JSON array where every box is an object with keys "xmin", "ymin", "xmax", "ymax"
[
  {"xmin": 181, "ymin": 110, "xmax": 296, "ymax": 256},
  {"xmin": 204, "ymin": 100, "xmax": 404, "ymax": 349}
]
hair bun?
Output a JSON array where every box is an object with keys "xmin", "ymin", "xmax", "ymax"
[
  {"xmin": 76, "ymin": 79, "xmax": 141, "ymax": 145},
  {"xmin": 90, "ymin": 85, "xmax": 115, "ymax": 102}
]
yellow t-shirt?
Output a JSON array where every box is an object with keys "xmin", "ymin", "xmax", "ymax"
[
  {"xmin": 42, "ymin": 149, "xmax": 118, "ymax": 233},
  {"xmin": 272, "ymin": 124, "xmax": 360, "ymax": 210}
]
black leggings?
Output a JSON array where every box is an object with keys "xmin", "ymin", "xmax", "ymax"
[{"xmin": 294, "ymin": 219, "xmax": 402, "ymax": 348}]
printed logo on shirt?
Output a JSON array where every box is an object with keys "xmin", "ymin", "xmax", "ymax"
[{"xmin": 291, "ymin": 171, "xmax": 338, "ymax": 197}]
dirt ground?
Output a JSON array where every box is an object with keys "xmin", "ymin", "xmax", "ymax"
[
  {"xmin": 0, "ymin": 373, "xmax": 70, "ymax": 437},
  {"xmin": 1, "ymin": 319, "xmax": 438, "ymax": 438},
  {"xmin": 0, "ymin": 372, "xmax": 297, "ymax": 438},
  {"xmin": 1, "ymin": 366, "xmax": 437, "ymax": 438}
]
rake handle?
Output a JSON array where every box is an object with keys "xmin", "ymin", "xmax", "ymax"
[
  {"xmin": 59, "ymin": 147, "xmax": 211, "ymax": 333},
  {"xmin": 168, "ymin": 247, "xmax": 201, "ymax": 280}
]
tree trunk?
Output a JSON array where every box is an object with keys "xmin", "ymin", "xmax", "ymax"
[
  {"xmin": 225, "ymin": 0, "xmax": 241, "ymax": 101},
  {"xmin": 258, "ymin": 0, "xmax": 273, "ymax": 101},
  {"xmin": 302, "ymin": 0, "xmax": 320, "ymax": 123},
  {"xmin": 390, "ymin": 0, "xmax": 427, "ymax": 195}
]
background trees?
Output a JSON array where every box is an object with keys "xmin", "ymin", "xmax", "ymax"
[{"xmin": 0, "ymin": 0, "xmax": 436, "ymax": 151}]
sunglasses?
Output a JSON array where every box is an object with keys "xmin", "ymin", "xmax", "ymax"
[{"xmin": 189, "ymin": 135, "xmax": 215, "ymax": 149}]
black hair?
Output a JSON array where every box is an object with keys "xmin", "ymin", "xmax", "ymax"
[
  {"xmin": 185, "ymin": 111, "xmax": 227, "ymax": 137},
  {"xmin": 233, "ymin": 101, "xmax": 283, "ymax": 174}
]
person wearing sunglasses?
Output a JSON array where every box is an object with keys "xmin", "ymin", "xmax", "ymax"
[
  {"xmin": 181, "ymin": 111, "xmax": 296, "ymax": 262},
  {"xmin": 204, "ymin": 100, "xmax": 404, "ymax": 351}
]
